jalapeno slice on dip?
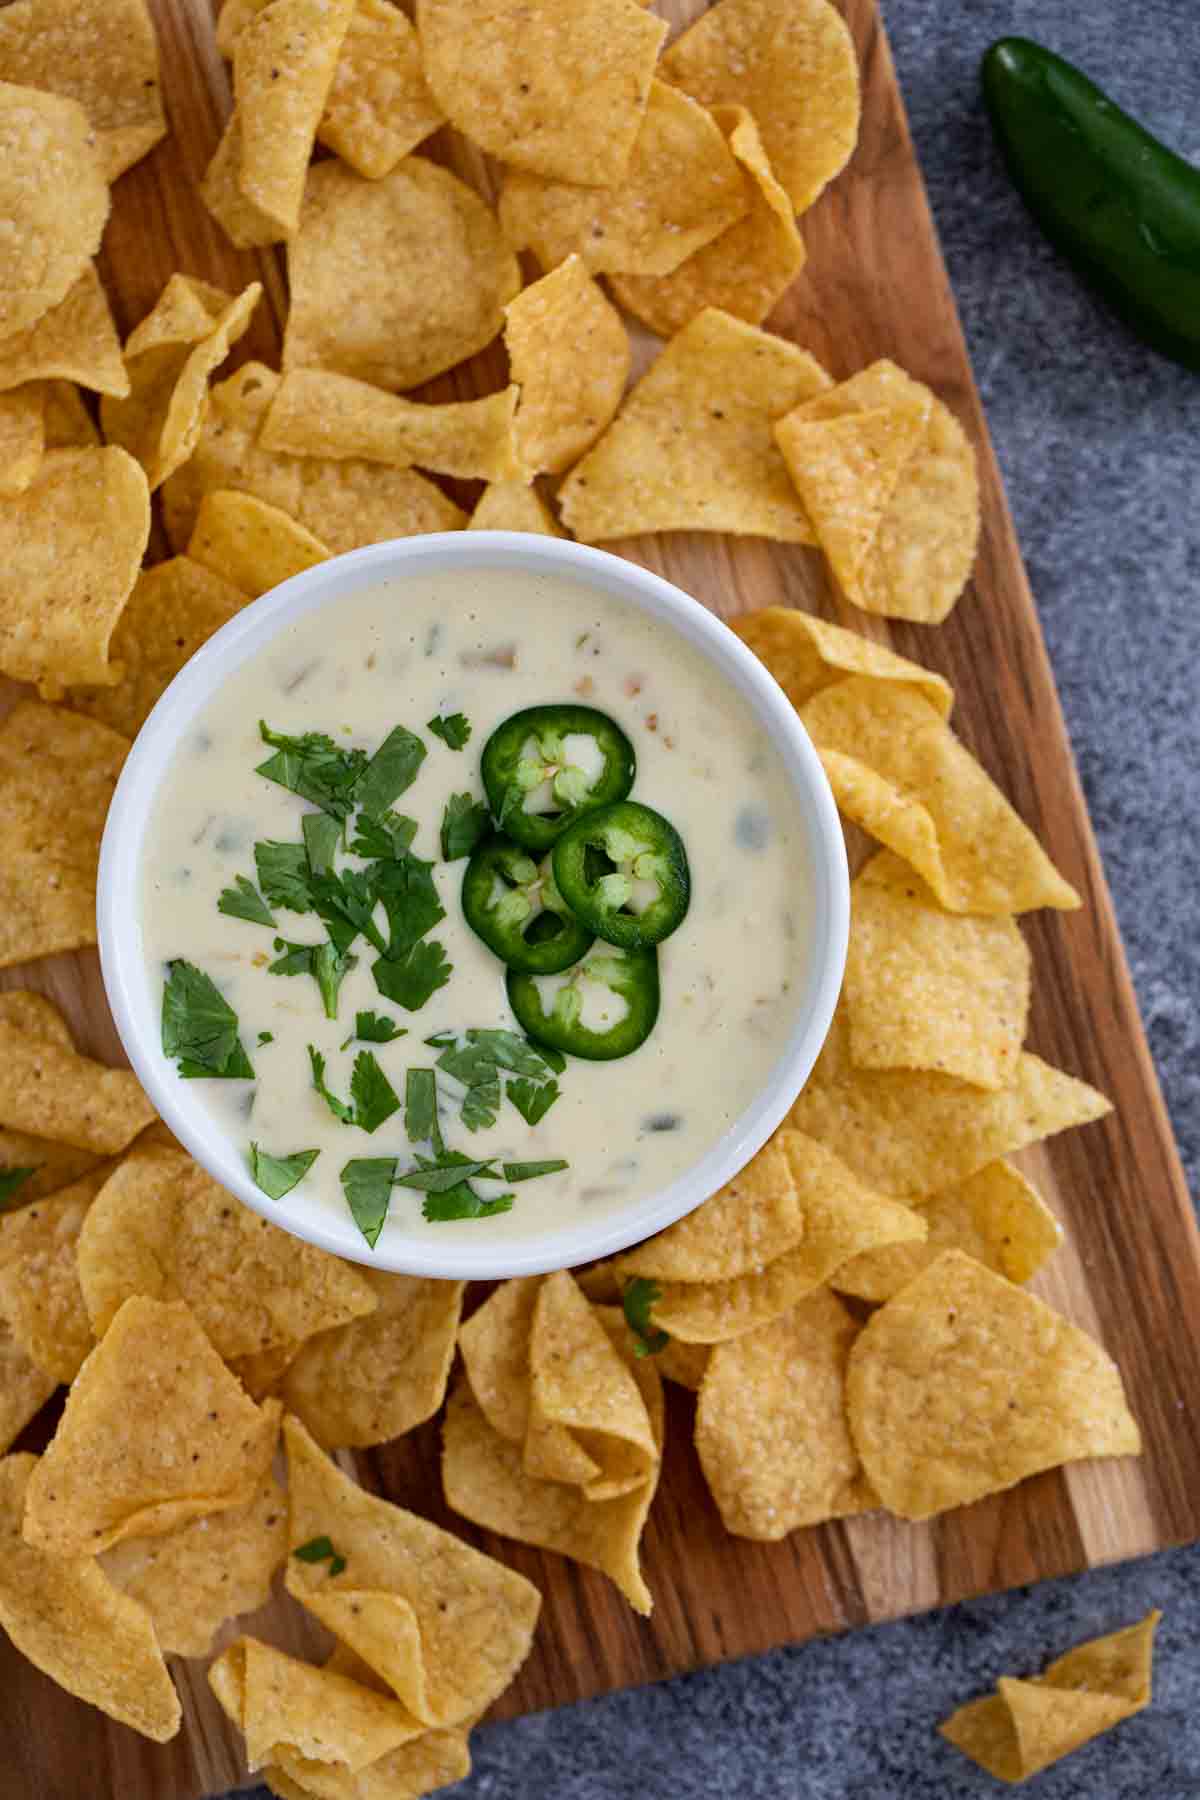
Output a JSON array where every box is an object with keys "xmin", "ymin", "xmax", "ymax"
[
  {"xmin": 506, "ymin": 944, "xmax": 659, "ymax": 1061},
  {"xmin": 480, "ymin": 704, "xmax": 636, "ymax": 852},
  {"xmin": 552, "ymin": 800, "xmax": 690, "ymax": 949},
  {"xmin": 462, "ymin": 835, "xmax": 594, "ymax": 974}
]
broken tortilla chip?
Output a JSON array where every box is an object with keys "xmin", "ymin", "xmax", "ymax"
[
  {"xmin": 0, "ymin": 384, "xmax": 43, "ymax": 494},
  {"xmin": 846, "ymin": 1250, "xmax": 1141, "ymax": 1519},
  {"xmin": 559, "ymin": 308, "xmax": 830, "ymax": 542},
  {"xmin": 417, "ymin": 0, "xmax": 666, "ymax": 187},
  {"xmin": 188, "ymin": 489, "xmax": 331, "ymax": 596},
  {"xmin": 617, "ymin": 1133, "xmax": 804, "ymax": 1283},
  {"xmin": 0, "ymin": 81, "xmax": 109, "ymax": 339},
  {"xmin": 469, "ymin": 481, "xmax": 564, "ymax": 535},
  {"xmin": 318, "ymin": 0, "xmax": 444, "ymax": 179},
  {"xmin": 503, "ymin": 255, "xmax": 630, "ymax": 476},
  {"xmin": 0, "ymin": 265, "xmax": 127, "ymax": 399},
  {"xmin": 731, "ymin": 605, "xmax": 953, "ymax": 717},
  {"xmin": 0, "ymin": 1167, "xmax": 107, "ymax": 1383},
  {"xmin": 209, "ymin": 1635, "xmax": 420, "ymax": 1773},
  {"xmin": 260, "ymin": 370, "xmax": 523, "ymax": 481},
  {"xmin": 0, "ymin": 994, "xmax": 153, "ymax": 1154}
]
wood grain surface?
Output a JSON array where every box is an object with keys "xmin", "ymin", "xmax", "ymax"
[{"xmin": 3, "ymin": 2, "xmax": 1199, "ymax": 1795}]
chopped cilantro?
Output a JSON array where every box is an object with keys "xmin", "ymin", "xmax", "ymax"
[
  {"xmin": 311, "ymin": 867, "xmax": 387, "ymax": 954},
  {"xmin": 502, "ymin": 1159, "xmax": 569, "ymax": 1182},
  {"xmin": 622, "ymin": 1278, "xmax": 669, "ymax": 1358},
  {"xmin": 162, "ymin": 960, "xmax": 254, "ymax": 1080},
  {"xmin": 217, "ymin": 873, "xmax": 276, "ymax": 927},
  {"xmin": 427, "ymin": 712, "xmax": 471, "ymax": 751},
  {"xmin": 440, "ymin": 791, "xmax": 490, "ymax": 861},
  {"xmin": 433, "ymin": 1031, "xmax": 561, "ymax": 1130},
  {"xmin": 372, "ymin": 853, "xmax": 445, "ymax": 956},
  {"xmin": 308, "ymin": 1046, "xmax": 354, "ymax": 1124},
  {"xmin": 257, "ymin": 1031, "xmax": 274, "ymax": 1045},
  {"xmin": 292, "ymin": 1535, "xmax": 346, "ymax": 1576},
  {"xmin": 0, "ymin": 1167, "xmax": 37, "ymax": 1211},
  {"xmin": 464, "ymin": 1029, "xmax": 557, "ymax": 1078},
  {"xmin": 393, "ymin": 1158, "xmax": 499, "ymax": 1193},
  {"xmin": 302, "ymin": 812, "xmax": 342, "ymax": 877},
  {"xmin": 342, "ymin": 1010, "xmax": 406, "ymax": 1049},
  {"xmin": 340, "ymin": 1157, "xmax": 396, "ymax": 1249},
  {"xmin": 349, "ymin": 810, "xmax": 418, "ymax": 860},
  {"xmin": 249, "ymin": 1144, "xmax": 319, "ymax": 1200},
  {"xmin": 461, "ymin": 1070, "xmax": 501, "ymax": 1131},
  {"xmin": 506, "ymin": 1075, "xmax": 561, "ymax": 1126},
  {"xmin": 354, "ymin": 724, "xmax": 425, "ymax": 817},
  {"xmin": 423, "ymin": 1186, "xmax": 513, "ymax": 1223},
  {"xmin": 372, "ymin": 939, "xmax": 452, "ymax": 1011},
  {"xmin": 404, "ymin": 1067, "xmax": 441, "ymax": 1149},
  {"xmin": 257, "ymin": 723, "xmax": 367, "ymax": 818},
  {"xmin": 254, "ymin": 840, "xmax": 314, "ymax": 913},
  {"xmin": 269, "ymin": 938, "xmax": 357, "ymax": 1020},
  {"xmin": 308, "ymin": 1048, "xmax": 399, "ymax": 1133}
]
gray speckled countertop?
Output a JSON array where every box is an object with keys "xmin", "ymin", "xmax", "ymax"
[{"xmin": 233, "ymin": 3, "xmax": 1200, "ymax": 1794}]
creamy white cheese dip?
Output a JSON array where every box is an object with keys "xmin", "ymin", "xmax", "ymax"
[{"xmin": 140, "ymin": 565, "xmax": 809, "ymax": 1247}]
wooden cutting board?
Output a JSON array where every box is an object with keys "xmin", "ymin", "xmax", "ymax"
[{"xmin": 3, "ymin": 2, "xmax": 1200, "ymax": 1795}]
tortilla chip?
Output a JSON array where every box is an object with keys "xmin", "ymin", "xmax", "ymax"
[
  {"xmin": 503, "ymin": 255, "xmax": 630, "ymax": 476},
  {"xmin": 319, "ymin": 0, "xmax": 444, "ymax": 178},
  {"xmin": 0, "ymin": 0, "xmax": 165, "ymax": 182},
  {"xmin": 0, "ymin": 82, "xmax": 109, "ymax": 339},
  {"xmin": 417, "ymin": 0, "xmax": 666, "ymax": 186},
  {"xmin": 696, "ymin": 1289, "xmax": 876, "ymax": 1537},
  {"xmin": 802, "ymin": 680, "xmax": 1081, "ymax": 912},
  {"xmin": 655, "ymin": 1336, "xmax": 711, "ymax": 1391},
  {"xmin": 0, "ymin": 445, "xmax": 150, "ymax": 695},
  {"xmin": 458, "ymin": 1275, "xmax": 540, "ymax": 1445},
  {"xmin": 228, "ymin": 1339, "xmax": 302, "ymax": 1402},
  {"xmin": 833, "ymin": 1160, "xmax": 1063, "ymax": 1304},
  {"xmin": 791, "ymin": 1007, "xmax": 1110, "ymax": 1196},
  {"xmin": 0, "ymin": 1168, "xmax": 106, "ymax": 1383},
  {"xmin": 610, "ymin": 105, "xmax": 806, "ymax": 336},
  {"xmin": 940, "ymin": 1611, "xmax": 1162, "ymax": 1782},
  {"xmin": 469, "ymin": 481, "xmax": 564, "ymax": 535},
  {"xmin": 188, "ymin": 488, "xmax": 332, "ymax": 597},
  {"xmin": 210, "ymin": 1636, "xmax": 420, "ymax": 1773},
  {"xmin": 67, "ymin": 555, "xmax": 249, "ymax": 738},
  {"xmin": 1, "ymin": 1128, "xmax": 101, "ymax": 1205},
  {"xmin": 101, "ymin": 1473, "xmax": 287, "ymax": 1658},
  {"xmin": 499, "ymin": 81, "xmax": 746, "ymax": 278},
  {"xmin": 0, "ymin": 1454, "xmax": 181, "ymax": 1740},
  {"xmin": 76, "ymin": 1144, "xmax": 378, "ymax": 1357},
  {"xmin": 0, "ymin": 1324, "xmax": 56, "ymax": 1452},
  {"xmin": 260, "ymin": 370, "xmax": 523, "ymax": 480},
  {"xmin": 443, "ymin": 1312, "xmax": 663, "ymax": 1613},
  {"xmin": 203, "ymin": 0, "xmax": 354, "ymax": 248},
  {"xmin": 660, "ymin": 0, "xmax": 859, "ymax": 213},
  {"xmin": 845, "ymin": 853, "xmax": 1031, "ymax": 1088},
  {"xmin": 731, "ymin": 605, "xmax": 953, "ymax": 717},
  {"xmin": 0, "ymin": 383, "xmax": 43, "ymax": 494},
  {"xmin": 43, "ymin": 380, "xmax": 101, "ymax": 447},
  {"xmin": 280, "ymin": 1271, "xmax": 464, "ymax": 1450},
  {"xmin": 560, "ymin": 308, "xmax": 830, "ymax": 542},
  {"xmin": 284, "ymin": 156, "xmax": 520, "ymax": 392},
  {"xmin": 525, "ymin": 1270, "xmax": 657, "ymax": 1499},
  {"xmin": 0, "ymin": 265, "xmax": 127, "ymax": 400},
  {"xmin": 284, "ymin": 1414, "xmax": 541, "ymax": 1726},
  {"xmin": 616, "ymin": 1133, "xmax": 803, "ymax": 1283},
  {"xmin": 268, "ymin": 1727, "xmax": 472, "ymax": 1800},
  {"xmin": 0, "ymin": 999, "xmax": 153, "ymax": 1155},
  {"xmin": 846, "ymin": 1250, "xmax": 1141, "ymax": 1519},
  {"xmin": 0, "ymin": 700, "xmax": 129, "ymax": 967}
]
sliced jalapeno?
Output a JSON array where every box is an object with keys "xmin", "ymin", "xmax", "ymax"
[
  {"xmin": 480, "ymin": 704, "xmax": 636, "ymax": 852},
  {"xmin": 552, "ymin": 800, "xmax": 690, "ymax": 949},
  {"xmin": 507, "ymin": 944, "xmax": 659, "ymax": 1061},
  {"xmin": 461, "ymin": 834, "xmax": 594, "ymax": 974}
]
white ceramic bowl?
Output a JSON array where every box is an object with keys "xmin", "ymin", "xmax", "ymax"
[{"xmin": 99, "ymin": 533, "xmax": 848, "ymax": 1278}]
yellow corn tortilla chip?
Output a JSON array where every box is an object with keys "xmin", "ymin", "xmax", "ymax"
[
  {"xmin": 204, "ymin": 0, "xmax": 355, "ymax": 248},
  {"xmin": 0, "ymin": 0, "xmax": 165, "ymax": 182},
  {"xmin": 43, "ymin": 380, "xmax": 101, "ymax": 447},
  {"xmin": 791, "ymin": 357, "xmax": 930, "ymax": 428},
  {"xmin": 101, "ymin": 1473, "xmax": 287, "ymax": 1658},
  {"xmin": 610, "ymin": 105, "xmax": 806, "ymax": 337},
  {"xmin": 560, "ymin": 308, "xmax": 830, "ymax": 542},
  {"xmin": 791, "ymin": 1007, "xmax": 1110, "ymax": 1196},
  {"xmin": 162, "ymin": 361, "xmax": 466, "ymax": 552},
  {"xmin": 469, "ymin": 481, "xmax": 564, "ymax": 535},
  {"xmin": 696, "ymin": 1289, "xmax": 876, "ymax": 1538},
  {"xmin": 0, "ymin": 82, "xmax": 109, "ymax": 339},
  {"xmin": 499, "ymin": 82, "xmax": 747, "ymax": 278},
  {"xmin": 67, "ymin": 555, "xmax": 249, "ymax": 738},
  {"xmin": 443, "ymin": 1310, "xmax": 664, "ymax": 1614},
  {"xmin": 616, "ymin": 1132, "xmax": 803, "ymax": 1284},
  {"xmin": 0, "ymin": 383, "xmax": 43, "ymax": 494},
  {"xmin": 940, "ymin": 1611, "xmax": 1161, "ymax": 1782},
  {"xmin": 417, "ymin": 0, "xmax": 666, "ymax": 186},
  {"xmin": 503, "ymin": 255, "xmax": 630, "ymax": 476},
  {"xmin": 845, "ymin": 853, "xmax": 1031, "ymax": 1088},
  {"xmin": 660, "ymin": 0, "xmax": 859, "ymax": 213},
  {"xmin": 77, "ymin": 1144, "xmax": 378, "ymax": 1357},
  {"xmin": 833, "ymin": 1160, "xmax": 1063, "ymax": 1304},
  {"xmin": 0, "ymin": 1454, "xmax": 181, "ymax": 1740},
  {"xmin": 319, "ymin": 0, "xmax": 444, "ymax": 179},
  {"xmin": 210, "ymin": 1636, "xmax": 421, "ymax": 1774},
  {"xmin": 0, "ymin": 445, "xmax": 150, "ymax": 696},
  {"xmin": 802, "ymin": 679, "xmax": 1081, "ymax": 912},
  {"xmin": 656, "ymin": 1336, "xmax": 711, "ymax": 1391},
  {"xmin": 284, "ymin": 156, "xmax": 520, "ymax": 392},
  {"xmin": 188, "ymin": 488, "xmax": 332, "ymax": 597},
  {"xmin": 525, "ymin": 1270, "xmax": 657, "ymax": 1499},
  {"xmin": 284, "ymin": 1413, "xmax": 541, "ymax": 1727},
  {"xmin": 280, "ymin": 1271, "xmax": 464, "ymax": 1450},
  {"xmin": 228, "ymin": 1338, "xmax": 303, "ymax": 1401},
  {"xmin": 458, "ymin": 1275, "xmax": 540, "ymax": 1445},
  {"xmin": 0, "ymin": 265, "xmax": 128, "ymax": 398},
  {"xmin": 0, "ymin": 1001, "xmax": 153, "ymax": 1156},
  {"xmin": 846, "ymin": 1250, "xmax": 1141, "ymax": 1519},
  {"xmin": 0, "ymin": 1168, "xmax": 107, "ymax": 1383},
  {"xmin": 268, "ymin": 1727, "xmax": 472, "ymax": 1800},
  {"xmin": 731, "ymin": 605, "xmax": 953, "ymax": 717},
  {"xmin": 0, "ymin": 1324, "xmax": 56, "ymax": 1453},
  {"xmin": 260, "ymin": 370, "xmax": 523, "ymax": 481},
  {"xmin": 1, "ymin": 1127, "xmax": 101, "ymax": 1204}
]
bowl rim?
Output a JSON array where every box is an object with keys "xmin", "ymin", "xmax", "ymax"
[{"xmin": 99, "ymin": 532, "xmax": 849, "ymax": 1278}]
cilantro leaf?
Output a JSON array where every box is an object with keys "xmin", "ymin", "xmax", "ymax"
[
  {"xmin": 302, "ymin": 812, "xmax": 342, "ymax": 877},
  {"xmin": 255, "ymin": 840, "xmax": 314, "ymax": 913},
  {"xmin": 393, "ymin": 1159, "xmax": 498, "ymax": 1193},
  {"xmin": 460, "ymin": 1070, "xmax": 501, "ymax": 1132},
  {"xmin": 507, "ymin": 1076, "xmax": 561, "ymax": 1126},
  {"xmin": 427, "ymin": 712, "xmax": 471, "ymax": 751},
  {"xmin": 217, "ymin": 874, "xmax": 276, "ymax": 927},
  {"xmin": 349, "ymin": 810, "xmax": 418, "ymax": 860},
  {"xmin": 340, "ymin": 1157, "xmax": 396, "ymax": 1249},
  {"xmin": 423, "ymin": 1187, "xmax": 514, "ymax": 1222},
  {"xmin": 404, "ymin": 1068, "xmax": 440, "ymax": 1148},
  {"xmin": 258, "ymin": 1031, "xmax": 274, "ymax": 1045},
  {"xmin": 622, "ymin": 1278, "xmax": 669, "ymax": 1357},
  {"xmin": 312, "ymin": 867, "xmax": 387, "ymax": 954},
  {"xmin": 372, "ymin": 853, "xmax": 444, "ymax": 956},
  {"xmin": 464, "ymin": 1029, "xmax": 558, "ymax": 1079},
  {"xmin": 440, "ymin": 792, "xmax": 490, "ymax": 861},
  {"xmin": 354, "ymin": 724, "xmax": 426, "ymax": 816},
  {"xmin": 503, "ymin": 1160, "xmax": 569, "ymax": 1181},
  {"xmin": 0, "ymin": 1167, "xmax": 37, "ymax": 1211},
  {"xmin": 308, "ymin": 1046, "xmax": 354, "ymax": 1124},
  {"xmin": 348, "ymin": 1010, "xmax": 406, "ymax": 1045},
  {"xmin": 249, "ymin": 1144, "xmax": 319, "ymax": 1200},
  {"xmin": 372, "ymin": 940, "xmax": 452, "ymax": 1012},
  {"xmin": 292, "ymin": 1535, "xmax": 346, "ymax": 1576},
  {"xmin": 162, "ymin": 960, "xmax": 254, "ymax": 1080},
  {"xmin": 349, "ymin": 1051, "xmax": 401, "ymax": 1134},
  {"xmin": 257, "ymin": 723, "xmax": 367, "ymax": 818},
  {"xmin": 269, "ymin": 938, "xmax": 357, "ymax": 1020}
]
